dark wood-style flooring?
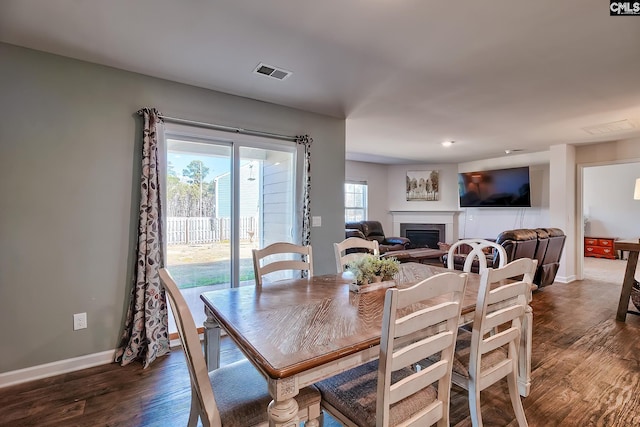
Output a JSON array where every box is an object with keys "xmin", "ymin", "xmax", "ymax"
[{"xmin": 2, "ymin": 263, "xmax": 640, "ymax": 426}]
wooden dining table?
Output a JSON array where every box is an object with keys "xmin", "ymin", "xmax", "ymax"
[{"xmin": 200, "ymin": 263, "xmax": 534, "ymax": 427}]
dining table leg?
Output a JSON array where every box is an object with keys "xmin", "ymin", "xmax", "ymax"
[
  {"xmin": 268, "ymin": 398, "xmax": 319, "ymax": 426},
  {"xmin": 267, "ymin": 377, "xmax": 306, "ymax": 427},
  {"xmin": 203, "ymin": 307, "xmax": 220, "ymax": 371},
  {"xmin": 267, "ymin": 398, "xmax": 299, "ymax": 427},
  {"xmin": 304, "ymin": 416, "xmax": 320, "ymax": 427},
  {"xmin": 518, "ymin": 303, "xmax": 533, "ymax": 397}
]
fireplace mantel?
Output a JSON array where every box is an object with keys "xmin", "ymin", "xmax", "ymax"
[{"xmin": 389, "ymin": 210, "xmax": 461, "ymax": 243}]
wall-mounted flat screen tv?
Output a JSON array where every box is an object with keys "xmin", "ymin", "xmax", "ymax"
[{"xmin": 458, "ymin": 166, "xmax": 531, "ymax": 207}]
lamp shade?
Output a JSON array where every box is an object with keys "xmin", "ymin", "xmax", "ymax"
[{"xmin": 635, "ymin": 178, "xmax": 640, "ymax": 200}]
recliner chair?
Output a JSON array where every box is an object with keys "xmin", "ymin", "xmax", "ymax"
[
  {"xmin": 445, "ymin": 228, "xmax": 565, "ymax": 288},
  {"xmin": 533, "ymin": 228, "xmax": 550, "ymax": 269},
  {"xmin": 495, "ymin": 229, "xmax": 539, "ymax": 267},
  {"xmin": 345, "ymin": 220, "xmax": 410, "ymax": 254},
  {"xmin": 495, "ymin": 228, "xmax": 565, "ymax": 288},
  {"xmin": 536, "ymin": 228, "xmax": 566, "ymax": 287}
]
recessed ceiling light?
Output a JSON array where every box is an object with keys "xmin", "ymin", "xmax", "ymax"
[
  {"xmin": 441, "ymin": 140, "xmax": 455, "ymax": 147},
  {"xmin": 505, "ymin": 149, "xmax": 523, "ymax": 154}
]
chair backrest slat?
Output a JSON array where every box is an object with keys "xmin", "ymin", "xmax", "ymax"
[
  {"xmin": 252, "ymin": 242, "xmax": 313, "ymax": 286},
  {"xmin": 394, "ymin": 301, "xmax": 460, "ymax": 338},
  {"xmin": 389, "ymin": 361, "xmax": 447, "ymax": 405},
  {"xmin": 258, "ymin": 260, "xmax": 311, "ymax": 277},
  {"xmin": 481, "ymin": 327, "xmax": 520, "ymax": 353},
  {"xmin": 391, "ymin": 330, "xmax": 455, "ymax": 371},
  {"xmin": 483, "ymin": 305, "xmax": 525, "ymax": 332},
  {"xmin": 487, "ymin": 281, "xmax": 530, "ymax": 305},
  {"xmin": 333, "ymin": 237, "xmax": 379, "ymax": 273}
]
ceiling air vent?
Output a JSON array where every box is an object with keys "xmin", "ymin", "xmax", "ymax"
[
  {"xmin": 582, "ymin": 119, "xmax": 635, "ymax": 135},
  {"xmin": 254, "ymin": 63, "xmax": 292, "ymax": 80}
]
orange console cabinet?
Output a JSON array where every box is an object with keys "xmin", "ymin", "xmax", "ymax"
[{"xmin": 584, "ymin": 237, "xmax": 616, "ymax": 259}]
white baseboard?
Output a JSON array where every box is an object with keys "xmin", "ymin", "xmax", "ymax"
[
  {"xmin": 555, "ymin": 274, "xmax": 577, "ymax": 284},
  {"xmin": 0, "ymin": 349, "xmax": 116, "ymax": 388},
  {"xmin": 170, "ymin": 336, "xmax": 183, "ymax": 348}
]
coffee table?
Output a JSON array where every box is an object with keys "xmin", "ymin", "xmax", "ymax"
[{"xmin": 382, "ymin": 247, "xmax": 446, "ymax": 265}]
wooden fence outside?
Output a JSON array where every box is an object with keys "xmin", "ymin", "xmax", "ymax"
[{"xmin": 166, "ymin": 216, "xmax": 257, "ymax": 245}]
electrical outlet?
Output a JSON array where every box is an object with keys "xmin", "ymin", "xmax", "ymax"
[{"xmin": 73, "ymin": 312, "xmax": 87, "ymax": 330}]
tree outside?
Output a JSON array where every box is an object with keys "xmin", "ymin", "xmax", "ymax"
[{"xmin": 167, "ymin": 160, "xmax": 216, "ymax": 217}]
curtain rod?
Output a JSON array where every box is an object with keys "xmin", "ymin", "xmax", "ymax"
[{"xmin": 160, "ymin": 115, "xmax": 298, "ymax": 142}]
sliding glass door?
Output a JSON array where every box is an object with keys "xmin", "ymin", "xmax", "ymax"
[{"xmin": 163, "ymin": 125, "xmax": 298, "ymax": 330}]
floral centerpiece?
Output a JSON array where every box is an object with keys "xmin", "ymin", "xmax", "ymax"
[
  {"xmin": 378, "ymin": 256, "xmax": 401, "ymax": 281},
  {"xmin": 346, "ymin": 254, "xmax": 400, "ymax": 292}
]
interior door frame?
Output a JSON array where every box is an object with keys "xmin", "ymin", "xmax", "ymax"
[{"xmin": 577, "ymin": 157, "xmax": 640, "ymax": 281}]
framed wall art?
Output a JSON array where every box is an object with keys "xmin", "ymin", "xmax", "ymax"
[{"xmin": 406, "ymin": 170, "xmax": 439, "ymax": 201}]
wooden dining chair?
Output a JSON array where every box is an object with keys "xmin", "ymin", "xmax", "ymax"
[
  {"xmin": 252, "ymin": 242, "xmax": 313, "ymax": 286},
  {"xmin": 315, "ymin": 271, "xmax": 468, "ymax": 427},
  {"xmin": 333, "ymin": 237, "xmax": 380, "ymax": 273},
  {"xmin": 447, "ymin": 238, "xmax": 508, "ymax": 273},
  {"xmin": 449, "ymin": 258, "xmax": 536, "ymax": 427},
  {"xmin": 158, "ymin": 268, "xmax": 322, "ymax": 427}
]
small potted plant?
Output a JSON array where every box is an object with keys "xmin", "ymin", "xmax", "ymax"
[
  {"xmin": 346, "ymin": 254, "xmax": 400, "ymax": 293},
  {"xmin": 378, "ymin": 256, "xmax": 400, "ymax": 281},
  {"xmin": 346, "ymin": 254, "xmax": 378, "ymax": 285}
]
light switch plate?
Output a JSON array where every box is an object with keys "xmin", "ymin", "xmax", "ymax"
[{"xmin": 312, "ymin": 216, "xmax": 322, "ymax": 227}]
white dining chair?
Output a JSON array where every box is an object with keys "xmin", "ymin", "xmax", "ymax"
[
  {"xmin": 333, "ymin": 237, "xmax": 380, "ymax": 273},
  {"xmin": 158, "ymin": 268, "xmax": 322, "ymax": 427},
  {"xmin": 447, "ymin": 238, "xmax": 508, "ymax": 273},
  {"xmin": 252, "ymin": 242, "xmax": 313, "ymax": 286},
  {"xmin": 315, "ymin": 271, "xmax": 468, "ymax": 427},
  {"xmin": 423, "ymin": 258, "xmax": 537, "ymax": 427}
]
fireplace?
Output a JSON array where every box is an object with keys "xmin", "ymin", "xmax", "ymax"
[{"xmin": 400, "ymin": 223, "xmax": 446, "ymax": 249}]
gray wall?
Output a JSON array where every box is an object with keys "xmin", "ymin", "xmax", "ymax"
[
  {"xmin": 345, "ymin": 160, "xmax": 391, "ymax": 233},
  {"xmin": 0, "ymin": 43, "xmax": 345, "ymax": 372}
]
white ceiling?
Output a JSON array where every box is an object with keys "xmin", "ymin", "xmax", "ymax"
[{"xmin": 2, "ymin": 0, "xmax": 639, "ymax": 164}]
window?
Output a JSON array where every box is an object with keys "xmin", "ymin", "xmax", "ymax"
[{"xmin": 345, "ymin": 182, "xmax": 367, "ymax": 222}]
